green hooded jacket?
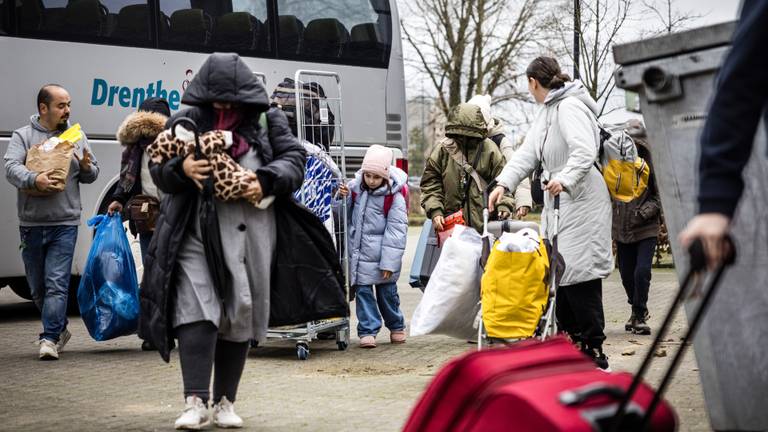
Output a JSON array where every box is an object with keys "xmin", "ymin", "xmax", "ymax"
[{"xmin": 420, "ymin": 103, "xmax": 515, "ymax": 232}]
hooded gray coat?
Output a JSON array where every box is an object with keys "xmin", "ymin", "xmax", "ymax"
[
  {"xmin": 496, "ymin": 81, "xmax": 613, "ymax": 285},
  {"xmin": 347, "ymin": 166, "xmax": 408, "ymax": 286}
]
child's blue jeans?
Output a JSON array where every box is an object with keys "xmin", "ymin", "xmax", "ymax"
[{"xmin": 354, "ymin": 282, "xmax": 405, "ymax": 337}]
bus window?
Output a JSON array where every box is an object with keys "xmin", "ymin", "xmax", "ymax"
[
  {"xmin": 158, "ymin": 0, "xmax": 270, "ymax": 55},
  {"xmin": 275, "ymin": 0, "xmax": 391, "ymax": 67},
  {"xmin": 15, "ymin": 0, "xmax": 152, "ymax": 45},
  {"xmin": 0, "ymin": 0, "xmax": 7, "ymax": 35}
]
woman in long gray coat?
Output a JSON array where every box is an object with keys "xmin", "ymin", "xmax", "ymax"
[
  {"xmin": 140, "ymin": 53, "xmax": 304, "ymax": 429},
  {"xmin": 489, "ymin": 57, "xmax": 613, "ymax": 369}
]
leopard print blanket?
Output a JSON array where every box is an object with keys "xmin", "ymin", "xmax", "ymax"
[{"xmin": 147, "ymin": 129, "xmax": 259, "ymax": 205}]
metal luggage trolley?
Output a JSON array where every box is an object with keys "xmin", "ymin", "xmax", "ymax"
[{"xmin": 265, "ymin": 70, "xmax": 351, "ymax": 360}]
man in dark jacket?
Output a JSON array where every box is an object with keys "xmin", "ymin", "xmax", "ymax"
[
  {"xmin": 612, "ymin": 120, "xmax": 661, "ymax": 335},
  {"xmin": 680, "ymin": 1, "xmax": 768, "ymax": 263}
]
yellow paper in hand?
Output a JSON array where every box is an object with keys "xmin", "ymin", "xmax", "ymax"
[{"xmin": 58, "ymin": 123, "xmax": 83, "ymax": 145}]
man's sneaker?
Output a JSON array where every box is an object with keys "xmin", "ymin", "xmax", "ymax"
[
  {"xmin": 632, "ymin": 311, "xmax": 652, "ymax": 335},
  {"xmin": 56, "ymin": 328, "xmax": 71, "ymax": 353},
  {"xmin": 38, "ymin": 339, "xmax": 59, "ymax": 360},
  {"xmin": 213, "ymin": 397, "xmax": 243, "ymax": 429},
  {"xmin": 174, "ymin": 396, "xmax": 210, "ymax": 430},
  {"xmin": 625, "ymin": 313, "xmax": 636, "ymax": 332}
]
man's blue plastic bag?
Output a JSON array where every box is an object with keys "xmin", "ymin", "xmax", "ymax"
[{"xmin": 77, "ymin": 214, "xmax": 140, "ymax": 341}]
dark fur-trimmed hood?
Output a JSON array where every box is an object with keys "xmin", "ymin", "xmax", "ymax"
[{"xmin": 117, "ymin": 111, "xmax": 168, "ymax": 146}]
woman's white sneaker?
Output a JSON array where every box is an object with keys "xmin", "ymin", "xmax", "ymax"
[
  {"xmin": 174, "ymin": 396, "xmax": 210, "ymax": 430},
  {"xmin": 213, "ymin": 397, "xmax": 243, "ymax": 428}
]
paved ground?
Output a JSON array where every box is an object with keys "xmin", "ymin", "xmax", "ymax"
[{"xmin": 0, "ymin": 227, "xmax": 712, "ymax": 431}]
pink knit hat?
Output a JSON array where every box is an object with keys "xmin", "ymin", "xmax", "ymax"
[{"xmin": 361, "ymin": 144, "xmax": 393, "ymax": 179}]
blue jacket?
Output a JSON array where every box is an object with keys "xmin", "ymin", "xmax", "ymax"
[
  {"xmin": 346, "ymin": 167, "xmax": 408, "ymax": 286},
  {"xmin": 698, "ymin": 1, "xmax": 768, "ymax": 217}
]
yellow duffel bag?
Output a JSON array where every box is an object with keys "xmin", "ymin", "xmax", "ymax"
[{"xmin": 481, "ymin": 240, "xmax": 549, "ymax": 339}]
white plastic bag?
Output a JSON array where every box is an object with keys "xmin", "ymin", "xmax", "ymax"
[
  {"xmin": 410, "ymin": 226, "xmax": 482, "ymax": 339},
  {"xmin": 496, "ymin": 228, "xmax": 540, "ymax": 252}
]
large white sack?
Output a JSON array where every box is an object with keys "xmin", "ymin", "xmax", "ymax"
[{"xmin": 410, "ymin": 226, "xmax": 482, "ymax": 340}]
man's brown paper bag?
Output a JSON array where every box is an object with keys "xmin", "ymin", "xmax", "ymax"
[{"xmin": 24, "ymin": 140, "xmax": 75, "ymax": 195}]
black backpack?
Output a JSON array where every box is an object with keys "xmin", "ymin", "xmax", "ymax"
[{"xmin": 271, "ymin": 77, "xmax": 336, "ymax": 150}]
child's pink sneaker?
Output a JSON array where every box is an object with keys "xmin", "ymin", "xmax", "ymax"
[
  {"xmin": 390, "ymin": 331, "xmax": 406, "ymax": 344},
  {"xmin": 359, "ymin": 336, "xmax": 377, "ymax": 348}
]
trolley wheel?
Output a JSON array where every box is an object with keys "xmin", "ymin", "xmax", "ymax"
[
  {"xmin": 336, "ymin": 341, "xmax": 348, "ymax": 351},
  {"xmin": 296, "ymin": 343, "xmax": 310, "ymax": 360}
]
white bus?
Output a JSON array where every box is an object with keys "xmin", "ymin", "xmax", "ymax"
[{"xmin": 0, "ymin": 0, "xmax": 408, "ymax": 300}]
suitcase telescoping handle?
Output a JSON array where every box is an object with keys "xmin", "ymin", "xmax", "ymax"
[
  {"xmin": 609, "ymin": 236, "xmax": 736, "ymax": 432},
  {"xmin": 170, "ymin": 117, "xmax": 202, "ymax": 161}
]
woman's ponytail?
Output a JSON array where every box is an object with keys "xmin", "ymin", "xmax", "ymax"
[{"xmin": 526, "ymin": 57, "xmax": 572, "ymax": 89}]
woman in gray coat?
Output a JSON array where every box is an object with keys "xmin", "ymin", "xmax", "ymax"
[{"xmin": 489, "ymin": 57, "xmax": 613, "ymax": 369}]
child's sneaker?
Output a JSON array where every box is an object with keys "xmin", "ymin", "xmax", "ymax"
[
  {"xmin": 213, "ymin": 397, "xmax": 243, "ymax": 429},
  {"xmin": 174, "ymin": 396, "xmax": 210, "ymax": 430},
  {"xmin": 38, "ymin": 339, "xmax": 58, "ymax": 360},
  {"xmin": 359, "ymin": 335, "xmax": 376, "ymax": 348},
  {"xmin": 390, "ymin": 330, "xmax": 406, "ymax": 344}
]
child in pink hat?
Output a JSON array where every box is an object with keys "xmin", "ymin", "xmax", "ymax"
[{"xmin": 339, "ymin": 145, "xmax": 409, "ymax": 348}]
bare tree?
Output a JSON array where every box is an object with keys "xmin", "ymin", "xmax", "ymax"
[
  {"xmin": 640, "ymin": 0, "xmax": 704, "ymax": 34},
  {"xmin": 547, "ymin": 0, "xmax": 634, "ymax": 117},
  {"xmin": 401, "ymin": 0, "xmax": 542, "ymax": 116}
]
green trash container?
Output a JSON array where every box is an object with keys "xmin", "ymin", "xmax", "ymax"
[{"xmin": 614, "ymin": 22, "xmax": 768, "ymax": 431}]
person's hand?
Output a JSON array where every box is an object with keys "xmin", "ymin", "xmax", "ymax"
[
  {"xmin": 381, "ymin": 270, "xmax": 393, "ymax": 280},
  {"xmin": 432, "ymin": 215, "xmax": 445, "ymax": 232},
  {"xmin": 338, "ymin": 183, "xmax": 349, "ymax": 198},
  {"xmin": 182, "ymin": 154, "xmax": 212, "ymax": 190},
  {"xmin": 107, "ymin": 201, "xmax": 123, "ymax": 216},
  {"xmin": 498, "ymin": 209, "xmax": 510, "ymax": 220},
  {"xmin": 74, "ymin": 148, "xmax": 93, "ymax": 172},
  {"xmin": 679, "ymin": 213, "xmax": 731, "ymax": 269},
  {"xmin": 488, "ymin": 185, "xmax": 506, "ymax": 212},
  {"xmin": 34, "ymin": 169, "xmax": 57, "ymax": 192},
  {"xmin": 241, "ymin": 172, "xmax": 263, "ymax": 202},
  {"xmin": 516, "ymin": 206, "xmax": 530, "ymax": 219},
  {"xmin": 544, "ymin": 179, "xmax": 564, "ymax": 196}
]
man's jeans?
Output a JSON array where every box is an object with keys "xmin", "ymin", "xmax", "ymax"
[
  {"xmin": 354, "ymin": 283, "xmax": 405, "ymax": 337},
  {"xmin": 20, "ymin": 225, "xmax": 78, "ymax": 343}
]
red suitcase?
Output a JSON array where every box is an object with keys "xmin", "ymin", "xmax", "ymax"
[{"xmin": 404, "ymin": 239, "xmax": 733, "ymax": 432}]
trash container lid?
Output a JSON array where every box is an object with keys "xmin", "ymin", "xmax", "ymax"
[{"xmin": 613, "ymin": 21, "xmax": 737, "ymax": 66}]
